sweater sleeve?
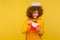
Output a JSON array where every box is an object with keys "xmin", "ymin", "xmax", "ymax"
[
  {"xmin": 21, "ymin": 20, "xmax": 29, "ymax": 34},
  {"xmin": 38, "ymin": 20, "xmax": 44, "ymax": 36}
]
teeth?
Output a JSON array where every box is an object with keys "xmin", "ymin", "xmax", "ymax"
[{"xmin": 32, "ymin": 22, "xmax": 39, "ymax": 27}]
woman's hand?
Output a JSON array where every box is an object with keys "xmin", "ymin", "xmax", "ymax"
[
  {"xmin": 36, "ymin": 27, "xmax": 40, "ymax": 31},
  {"xmin": 28, "ymin": 21, "xmax": 33, "ymax": 25}
]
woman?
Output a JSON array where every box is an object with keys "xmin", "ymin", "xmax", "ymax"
[{"xmin": 21, "ymin": 2, "xmax": 44, "ymax": 40}]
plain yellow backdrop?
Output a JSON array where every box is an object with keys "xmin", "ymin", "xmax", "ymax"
[{"xmin": 0, "ymin": 0, "xmax": 60, "ymax": 40}]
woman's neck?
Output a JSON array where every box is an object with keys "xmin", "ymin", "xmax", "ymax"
[{"xmin": 28, "ymin": 18, "xmax": 40, "ymax": 21}]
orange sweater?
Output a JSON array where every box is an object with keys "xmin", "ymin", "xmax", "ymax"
[{"xmin": 21, "ymin": 18, "xmax": 44, "ymax": 40}]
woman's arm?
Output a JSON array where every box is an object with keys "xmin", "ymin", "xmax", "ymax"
[
  {"xmin": 38, "ymin": 20, "xmax": 44, "ymax": 37},
  {"xmin": 21, "ymin": 20, "xmax": 29, "ymax": 34}
]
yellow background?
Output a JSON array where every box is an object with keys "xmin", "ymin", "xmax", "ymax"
[{"xmin": 0, "ymin": 0, "xmax": 60, "ymax": 40}]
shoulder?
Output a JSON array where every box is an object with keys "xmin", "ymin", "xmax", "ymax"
[
  {"xmin": 37, "ymin": 18, "xmax": 44, "ymax": 27},
  {"xmin": 23, "ymin": 18, "xmax": 30, "ymax": 23},
  {"xmin": 37, "ymin": 18, "xmax": 44, "ymax": 23}
]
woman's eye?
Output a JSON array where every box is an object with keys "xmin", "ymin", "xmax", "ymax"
[{"xmin": 32, "ymin": 12, "xmax": 35, "ymax": 14}]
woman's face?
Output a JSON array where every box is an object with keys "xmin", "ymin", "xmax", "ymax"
[{"xmin": 32, "ymin": 10, "xmax": 39, "ymax": 19}]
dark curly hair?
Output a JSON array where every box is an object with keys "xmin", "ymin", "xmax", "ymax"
[{"xmin": 26, "ymin": 6, "xmax": 43, "ymax": 19}]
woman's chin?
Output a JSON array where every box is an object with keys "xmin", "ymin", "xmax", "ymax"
[{"xmin": 33, "ymin": 17, "xmax": 38, "ymax": 19}]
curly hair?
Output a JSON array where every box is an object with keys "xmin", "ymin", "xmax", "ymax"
[{"xmin": 26, "ymin": 6, "xmax": 43, "ymax": 19}]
